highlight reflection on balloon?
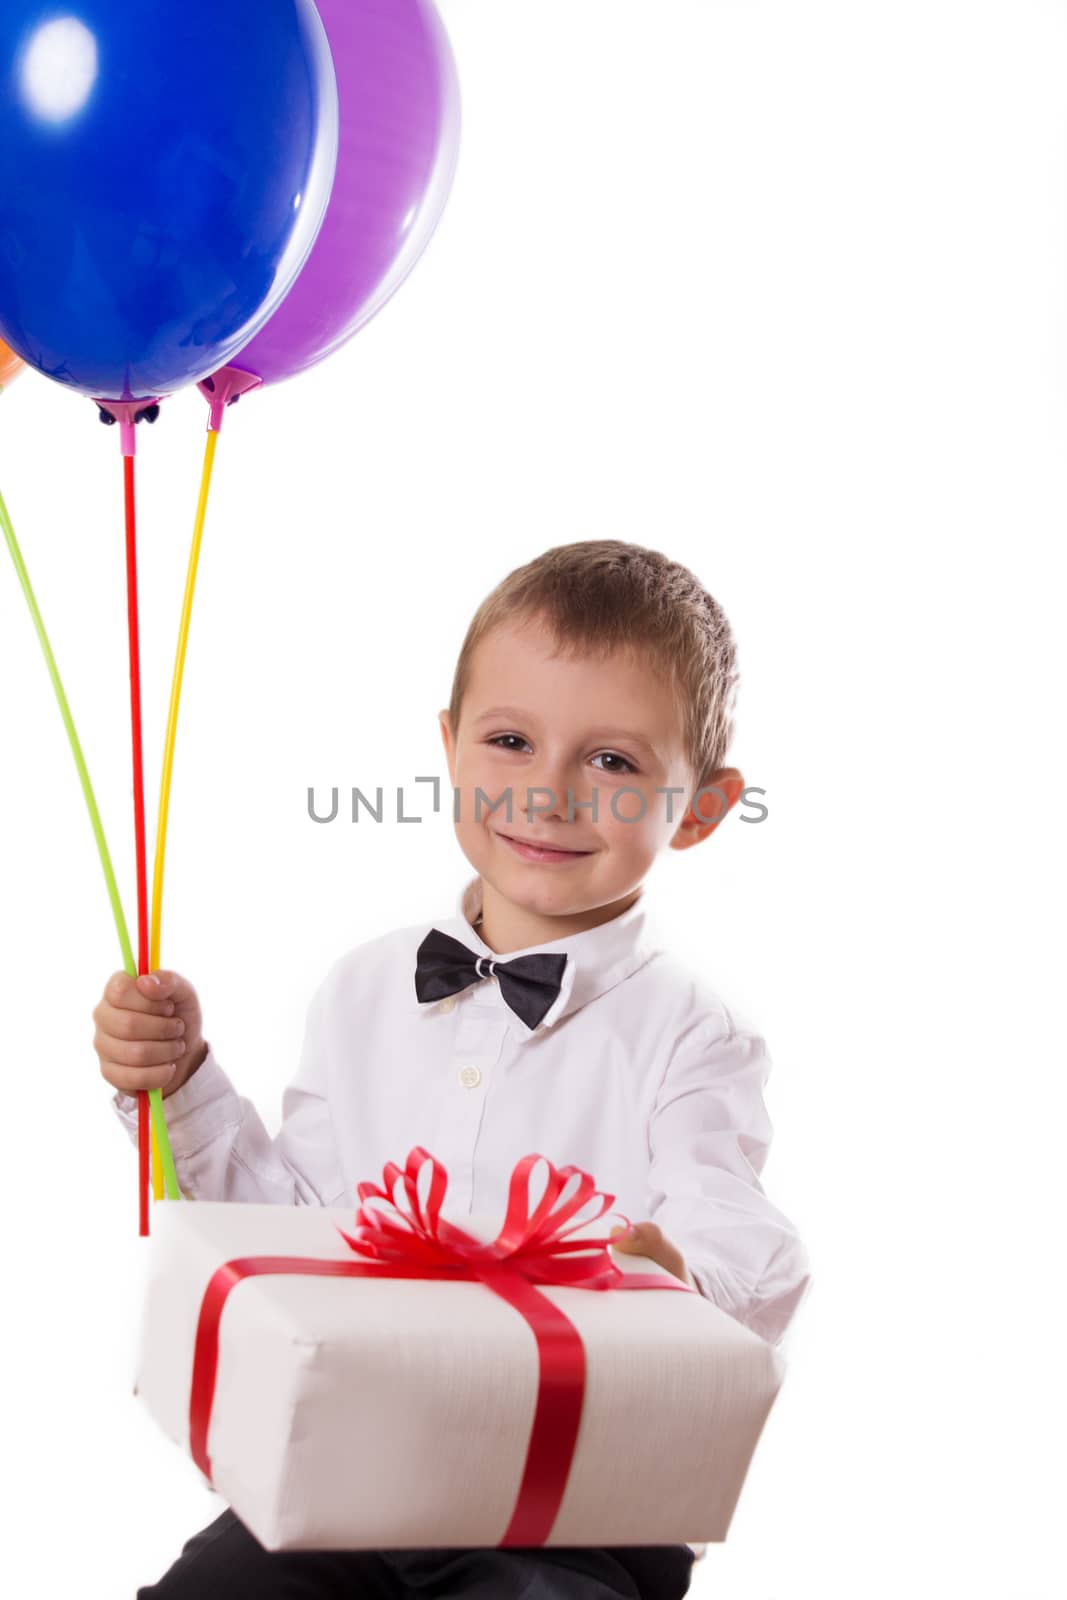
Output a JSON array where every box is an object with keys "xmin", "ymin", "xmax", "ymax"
[
  {"xmin": 0, "ymin": 0, "xmax": 340, "ymax": 402},
  {"xmin": 18, "ymin": 17, "xmax": 99, "ymax": 122}
]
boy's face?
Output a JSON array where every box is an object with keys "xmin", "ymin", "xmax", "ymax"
[{"xmin": 439, "ymin": 616, "xmax": 740, "ymax": 924}]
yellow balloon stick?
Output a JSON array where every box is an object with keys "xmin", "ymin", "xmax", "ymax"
[{"xmin": 148, "ymin": 429, "xmax": 220, "ymax": 1197}]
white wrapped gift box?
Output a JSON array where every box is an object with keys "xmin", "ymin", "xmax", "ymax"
[{"xmin": 134, "ymin": 1198, "xmax": 786, "ymax": 1550}]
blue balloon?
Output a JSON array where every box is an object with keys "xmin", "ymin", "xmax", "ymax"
[{"xmin": 0, "ymin": 1, "xmax": 338, "ymax": 401}]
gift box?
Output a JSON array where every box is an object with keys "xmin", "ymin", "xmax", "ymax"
[{"xmin": 133, "ymin": 1148, "xmax": 787, "ymax": 1550}]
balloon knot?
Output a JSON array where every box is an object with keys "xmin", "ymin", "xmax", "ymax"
[
  {"xmin": 197, "ymin": 366, "xmax": 262, "ymax": 432},
  {"xmin": 92, "ymin": 398, "xmax": 164, "ymax": 455}
]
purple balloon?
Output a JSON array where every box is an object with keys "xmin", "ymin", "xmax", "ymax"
[{"xmin": 203, "ymin": 0, "xmax": 458, "ymax": 414}]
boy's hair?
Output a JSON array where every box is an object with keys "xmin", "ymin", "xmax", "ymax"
[{"xmin": 448, "ymin": 540, "xmax": 739, "ymax": 790}]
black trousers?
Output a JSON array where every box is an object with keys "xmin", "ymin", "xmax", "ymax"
[{"xmin": 137, "ymin": 1507, "xmax": 696, "ymax": 1599}]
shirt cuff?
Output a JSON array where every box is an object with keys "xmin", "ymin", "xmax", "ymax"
[
  {"xmin": 689, "ymin": 1242, "xmax": 814, "ymax": 1348},
  {"xmin": 110, "ymin": 1043, "xmax": 242, "ymax": 1163}
]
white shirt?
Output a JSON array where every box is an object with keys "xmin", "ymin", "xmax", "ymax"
[{"xmin": 112, "ymin": 876, "xmax": 812, "ymax": 1348}]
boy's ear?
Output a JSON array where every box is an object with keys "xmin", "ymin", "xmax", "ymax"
[
  {"xmin": 438, "ymin": 710, "xmax": 456, "ymax": 784},
  {"xmin": 670, "ymin": 767, "xmax": 744, "ymax": 851}
]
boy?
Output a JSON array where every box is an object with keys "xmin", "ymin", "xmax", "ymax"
[{"xmin": 95, "ymin": 539, "xmax": 812, "ymax": 1599}]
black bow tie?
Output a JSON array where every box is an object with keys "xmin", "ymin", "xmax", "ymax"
[{"xmin": 415, "ymin": 927, "xmax": 569, "ymax": 1030}]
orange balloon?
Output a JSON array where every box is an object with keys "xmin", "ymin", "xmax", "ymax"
[{"xmin": 0, "ymin": 337, "xmax": 23, "ymax": 389}]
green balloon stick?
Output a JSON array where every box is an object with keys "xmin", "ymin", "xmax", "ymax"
[{"xmin": 0, "ymin": 471, "xmax": 180, "ymax": 1201}]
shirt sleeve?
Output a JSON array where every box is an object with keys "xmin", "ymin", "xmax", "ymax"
[
  {"xmin": 644, "ymin": 1010, "xmax": 813, "ymax": 1347},
  {"xmin": 109, "ymin": 974, "xmax": 347, "ymax": 1208}
]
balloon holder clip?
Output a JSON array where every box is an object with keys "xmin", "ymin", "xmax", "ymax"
[
  {"xmin": 198, "ymin": 367, "xmax": 262, "ymax": 433},
  {"xmin": 93, "ymin": 399, "xmax": 163, "ymax": 458}
]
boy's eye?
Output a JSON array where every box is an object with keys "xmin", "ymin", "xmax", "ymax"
[
  {"xmin": 487, "ymin": 734, "xmax": 530, "ymax": 753},
  {"xmin": 592, "ymin": 751, "xmax": 636, "ymax": 775}
]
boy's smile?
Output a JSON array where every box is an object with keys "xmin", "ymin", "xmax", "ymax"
[
  {"xmin": 440, "ymin": 614, "xmax": 743, "ymax": 953},
  {"xmin": 493, "ymin": 829, "xmax": 595, "ymax": 865}
]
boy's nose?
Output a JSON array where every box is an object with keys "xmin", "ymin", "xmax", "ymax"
[{"xmin": 521, "ymin": 768, "xmax": 586, "ymax": 822}]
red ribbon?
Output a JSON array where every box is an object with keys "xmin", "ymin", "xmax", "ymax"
[{"xmin": 189, "ymin": 1147, "xmax": 692, "ymax": 1547}]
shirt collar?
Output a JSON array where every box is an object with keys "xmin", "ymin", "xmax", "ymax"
[{"xmin": 414, "ymin": 875, "xmax": 662, "ymax": 1039}]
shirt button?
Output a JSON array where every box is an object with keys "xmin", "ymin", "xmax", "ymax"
[
  {"xmin": 458, "ymin": 1065, "xmax": 482, "ymax": 1089},
  {"xmin": 438, "ymin": 995, "xmax": 457, "ymax": 1014}
]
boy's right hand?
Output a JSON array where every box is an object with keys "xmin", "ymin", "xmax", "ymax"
[{"xmin": 93, "ymin": 970, "xmax": 208, "ymax": 1101}]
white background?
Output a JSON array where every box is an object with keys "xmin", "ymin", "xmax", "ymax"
[{"xmin": 0, "ymin": 2, "xmax": 1063, "ymax": 1595}]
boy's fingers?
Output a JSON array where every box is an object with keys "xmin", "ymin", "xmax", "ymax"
[
  {"xmin": 135, "ymin": 970, "xmax": 198, "ymax": 1010},
  {"xmin": 609, "ymin": 1222, "xmax": 667, "ymax": 1259},
  {"xmin": 96, "ymin": 1003, "xmax": 185, "ymax": 1043},
  {"xmin": 100, "ymin": 1055, "xmax": 180, "ymax": 1095},
  {"xmin": 95, "ymin": 1034, "xmax": 187, "ymax": 1071},
  {"xmin": 101, "ymin": 971, "xmax": 174, "ymax": 1016},
  {"xmin": 608, "ymin": 1223, "xmax": 694, "ymax": 1288},
  {"xmin": 609, "ymin": 1223, "xmax": 641, "ymax": 1246}
]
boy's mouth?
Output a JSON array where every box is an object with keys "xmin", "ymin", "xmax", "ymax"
[{"xmin": 494, "ymin": 831, "xmax": 594, "ymax": 865}]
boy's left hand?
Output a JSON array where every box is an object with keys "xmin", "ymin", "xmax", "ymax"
[{"xmin": 608, "ymin": 1221, "xmax": 697, "ymax": 1290}]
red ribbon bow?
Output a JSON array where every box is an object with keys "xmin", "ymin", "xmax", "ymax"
[
  {"xmin": 189, "ymin": 1147, "xmax": 691, "ymax": 1547},
  {"xmin": 339, "ymin": 1144, "xmax": 636, "ymax": 1286}
]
